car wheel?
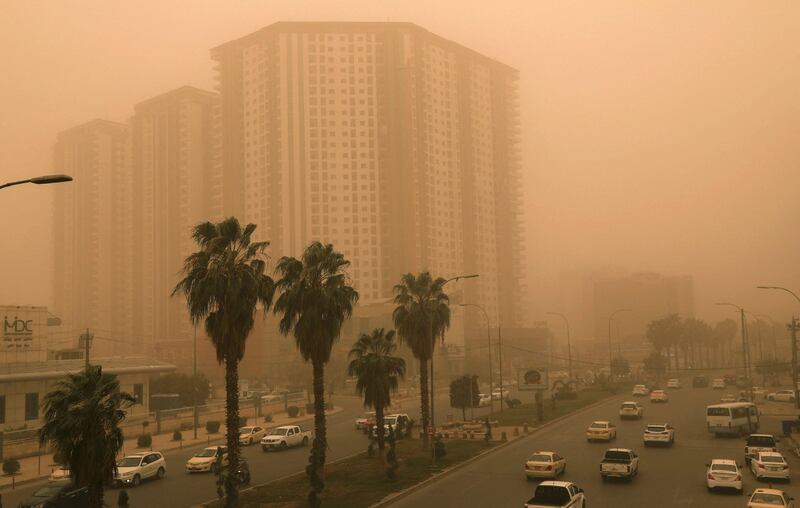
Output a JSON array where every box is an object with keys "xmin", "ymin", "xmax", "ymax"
[
  {"xmin": 280, "ymin": 441, "xmax": 288, "ymax": 450},
  {"xmin": 302, "ymin": 436, "xmax": 309, "ymax": 446},
  {"xmin": 156, "ymin": 467, "xmax": 165, "ymax": 480},
  {"xmin": 132, "ymin": 474, "xmax": 141, "ymax": 487}
]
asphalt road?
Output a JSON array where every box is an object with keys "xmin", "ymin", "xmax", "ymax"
[
  {"xmin": 390, "ymin": 385, "xmax": 800, "ymax": 508},
  {"xmin": 2, "ymin": 389, "xmax": 482, "ymax": 508}
]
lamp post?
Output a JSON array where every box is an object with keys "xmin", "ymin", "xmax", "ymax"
[
  {"xmin": 0, "ymin": 174, "xmax": 72, "ymax": 190},
  {"xmin": 715, "ymin": 302, "xmax": 753, "ymax": 401},
  {"xmin": 608, "ymin": 309, "xmax": 631, "ymax": 382},
  {"xmin": 459, "ymin": 303, "xmax": 493, "ymax": 415},
  {"xmin": 756, "ymin": 286, "xmax": 800, "ymax": 408},
  {"xmin": 546, "ymin": 312, "xmax": 572, "ymax": 380}
]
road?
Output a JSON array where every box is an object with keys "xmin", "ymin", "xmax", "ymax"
[
  {"xmin": 1, "ymin": 389, "xmax": 483, "ymax": 507},
  {"xmin": 390, "ymin": 384, "xmax": 800, "ymax": 508}
]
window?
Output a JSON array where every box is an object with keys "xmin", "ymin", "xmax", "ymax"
[
  {"xmin": 133, "ymin": 384, "xmax": 144, "ymax": 406},
  {"xmin": 25, "ymin": 393, "xmax": 39, "ymax": 421},
  {"xmin": 0, "ymin": 395, "xmax": 5, "ymax": 424}
]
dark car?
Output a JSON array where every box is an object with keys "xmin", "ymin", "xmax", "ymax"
[
  {"xmin": 17, "ymin": 480, "xmax": 89, "ymax": 507},
  {"xmin": 692, "ymin": 375, "xmax": 709, "ymax": 388}
]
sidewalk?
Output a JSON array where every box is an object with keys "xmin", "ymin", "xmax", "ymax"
[{"xmin": 0, "ymin": 406, "xmax": 342, "ymax": 491}]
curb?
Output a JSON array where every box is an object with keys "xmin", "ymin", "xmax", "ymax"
[{"xmin": 369, "ymin": 392, "xmax": 623, "ymax": 508}]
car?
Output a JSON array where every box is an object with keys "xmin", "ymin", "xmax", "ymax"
[
  {"xmin": 724, "ymin": 374, "xmax": 738, "ymax": 386},
  {"xmin": 355, "ymin": 411, "xmax": 376, "ymax": 430},
  {"xmin": 48, "ymin": 466, "xmax": 70, "ymax": 481},
  {"xmin": 239, "ymin": 425, "xmax": 267, "ymax": 445},
  {"xmin": 370, "ymin": 414, "xmax": 411, "ymax": 439},
  {"xmin": 750, "ymin": 451, "xmax": 790, "ymax": 481},
  {"xmin": 586, "ymin": 421, "xmax": 617, "ymax": 441},
  {"xmin": 600, "ymin": 448, "xmax": 639, "ymax": 480},
  {"xmin": 261, "ymin": 425, "xmax": 313, "ymax": 451},
  {"xmin": 186, "ymin": 446, "xmax": 228, "ymax": 473},
  {"xmin": 747, "ymin": 488, "xmax": 795, "ymax": 507},
  {"xmin": 712, "ymin": 378, "xmax": 726, "ymax": 389},
  {"xmin": 114, "ymin": 452, "xmax": 166, "ymax": 487},
  {"xmin": 619, "ymin": 401, "xmax": 643, "ymax": 419},
  {"xmin": 632, "ymin": 384, "xmax": 649, "ymax": 396},
  {"xmin": 491, "ymin": 388, "xmax": 510, "ymax": 400},
  {"xmin": 524, "ymin": 451, "xmax": 566, "ymax": 479},
  {"xmin": 768, "ymin": 390, "xmax": 796, "ymax": 402},
  {"xmin": 720, "ymin": 394, "xmax": 738, "ymax": 403},
  {"xmin": 667, "ymin": 379, "xmax": 682, "ymax": 389},
  {"xmin": 478, "ymin": 393, "xmax": 492, "ymax": 407},
  {"xmin": 650, "ymin": 390, "xmax": 668, "ymax": 403},
  {"xmin": 693, "ymin": 375, "xmax": 709, "ymax": 388},
  {"xmin": 643, "ymin": 423, "xmax": 675, "ymax": 446},
  {"xmin": 706, "ymin": 459, "xmax": 743, "ymax": 492},
  {"xmin": 17, "ymin": 480, "xmax": 89, "ymax": 507},
  {"xmin": 752, "ymin": 387, "xmax": 767, "ymax": 399},
  {"xmin": 524, "ymin": 481, "xmax": 586, "ymax": 508},
  {"xmin": 745, "ymin": 434, "xmax": 779, "ymax": 465}
]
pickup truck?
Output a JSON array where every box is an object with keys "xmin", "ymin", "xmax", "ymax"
[
  {"xmin": 744, "ymin": 434, "xmax": 778, "ymax": 464},
  {"xmin": 524, "ymin": 481, "xmax": 586, "ymax": 508},
  {"xmin": 260, "ymin": 425, "xmax": 312, "ymax": 451},
  {"xmin": 600, "ymin": 448, "xmax": 639, "ymax": 481}
]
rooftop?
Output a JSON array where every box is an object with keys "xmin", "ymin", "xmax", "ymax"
[{"xmin": 0, "ymin": 356, "xmax": 175, "ymax": 382}]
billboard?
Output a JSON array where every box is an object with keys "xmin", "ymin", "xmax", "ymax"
[
  {"xmin": 1, "ymin": 305, "xmax": 46, "ymax": 351},
  {"xmin": 517, "ymin": 368, "xmax": 548, "ymax": 391}
]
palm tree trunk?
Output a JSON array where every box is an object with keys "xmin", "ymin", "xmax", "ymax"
[
  {"xmin": 419, "ymin": 357, "xmax": 430, "ymax": 448},
  {"xmin": 88, "ymin": 479, "xmax": 103, "ymax": 508},
  {"xmin": 308, "ymin": 358, "xmax": 327, "ymax": 508},
  {"xmin": 224, "ymin": 354, "xmax": 240, "ymax": 508},
  {"xmin": 375, "ymin": 403, "xmax": 385, "ymax": 459}
]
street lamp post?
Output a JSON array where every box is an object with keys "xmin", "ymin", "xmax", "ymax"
[
  {"xmin": 716, "ymin": 302, "xmax": 753, "ymax": 402},
  {"xmin": 757, "ymin": 286, "xmax": 800, "ymax": 408},
  {"xmin": 0, "ymin": 174, "xmax": 72, "ymax": 190},
  {"xmin": 546, "ymin": 312, "xmax": 572, "ymax": 380},
  {"xmin": 608, "ymin": 309, "xmax": 631, "ymax": 383},
  {"xmin": 459, "ymin": 303, "xmax": 493, "ymax": 415}
]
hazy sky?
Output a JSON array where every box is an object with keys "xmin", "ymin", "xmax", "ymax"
[{"xmin": 1, "ymin": 1, "xmax": 798, "ymax": 328}]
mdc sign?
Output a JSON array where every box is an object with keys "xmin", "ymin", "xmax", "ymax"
[
  {"xmin": 1, "ymin": 306, "xmax": 44, "ymax": 351},
  {"xmin": 517, "ymin": 368, "xmax": 548, "ymax": 391}
]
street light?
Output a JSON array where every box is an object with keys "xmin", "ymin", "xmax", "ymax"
[
  {"xmin": 715, "ymin": 302, "xmax": 753, "ymax": 401},
  {"xmin": 757, "ymin": 286, "xmax": 800, "ymax": 408},
  {"xmin": 608, "ymin": 309, "xmax": 631, "ymax": 382},
  {"xmin": 459, "ymin": 303, "xmax": 494, "ymax": 415},
  {"xmin": 0, "ymin": 174, "xmax": 72, "ymax": 190},
  {"xmin": 546, "ymin": 312, "xmax": 572, "ymax": 381}
]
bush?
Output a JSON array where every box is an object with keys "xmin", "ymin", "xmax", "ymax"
[
  {"xmin": 2, "ymin": 458, "xmax": 20, "ymax": 475},
  {"xmin": 172, "ymin": 430, "xmax": 182, "ymax": 441},
  {"xmin": 137, "ymin": 434, "xmax": 152, "ymax": 448},
  {"xmin": 505, "ymin": 398, "xmax": 522, "ymax": 409},
  {"xmin": 287, "ymin": 406, "xmax": 300, "ymax": 418},
  {"xmin": 305, "ymin": 402, "xmax": 315, "ymax": 414},
  {"xmin": 238, "ymin": 416, "xmax": 247, "ymax": 428},
  {"xmin": 263, "ymin": 413, "xmax": 273, "ymax": 423},
  {"xmin": 206, "ymin": 421, "xmax": 220, "ymax": 434}
]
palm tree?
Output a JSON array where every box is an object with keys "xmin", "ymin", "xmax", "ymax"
[
  {"xmin": 392, "ymin": 272, "xmax": 450, "ymax": 448},
  {"xmin": 274, "ymin": 241, "xmax": 358, "ymax": 507},
  {"xmin": 172, "ymin": 217, "xmax": 275, "ymax": 507},
  {"xmin": 39, "ymin": 366, "xmax": 134, "ymax": 508},
  {"xmin": 348, "ymin": 328, "xmax": 406, "ymax": 458},
  {"xmin": 646, "ymin": 314, "xmax": 682, "ymax": 371}
]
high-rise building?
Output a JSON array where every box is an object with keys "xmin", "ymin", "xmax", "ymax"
[
  {"xmin": 52, "ymin": 119, "xmax": 129, "ymax": 357},
  {"xmin": 211, "ymin": 22, "xmax": 524, "ymax": 337}
]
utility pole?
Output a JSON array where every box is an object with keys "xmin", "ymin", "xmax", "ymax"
[
  {"xmin": 790, "ymin": 318, "xmax": 799, "ymax": 410},
  {"xmin": 738, "ymin": 308, "xmax": 753, "ymax": 402},
  {"xmin": 497, "ymin": 325, "xmax": 504, "ymax": 414},
  {"xmin": 80, "ymin": 329, "xmax": 93, "ymax": 370}
]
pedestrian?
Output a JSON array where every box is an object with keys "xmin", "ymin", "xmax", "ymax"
[{"xmin": 117, "ymin": 490, "xmax": 129, "ymax": 507}]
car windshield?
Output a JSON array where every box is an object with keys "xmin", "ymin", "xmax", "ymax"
[
  {"xmin": 195, "ymin": 449, "xmax": 217, "ymax": 457},
  {"xmin": 711, "ymin": 464, "xmax": 737, "ymax": 472},
  {"xmin": 750, "ymin": 493, "xmax": 785, "ymax": 505},
  {"xmin": 269, "ymin": 428, "xmax": 289, "ymax": 435},
  {"xmin": 33, "ymin": 484, "xmax": 65, "ymax": 497},
  {"xmin": 761, "ymin": 455, "xmax": 784, "ymax": 463},
  {"xmin": 528, "ymin": 454, "xmax": 552, "ymax": 462},
  {"xmin": 117, "ymin": 457, "xmax": 142, "ymax": 467},
  {"xmin": 531, "ymin": 485, "xmax": 571, "ymax": 505},
  {"xmin": 589, "ymin": 422, "xmax": 607, "ymax": 429},
  {"xmin": 646, "ymin": 425, "xmax": 666, "ymax": 432},
  {"xmin": 747, "ymin": 436, "xmax": 776, "ymax": 447},
  {"xmin": 240, "ymin": 427, "xmax": 254, "ymax": 434}
]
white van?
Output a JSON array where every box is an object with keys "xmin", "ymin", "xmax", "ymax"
[{"xmin": 706, "ymin": 402, "xmax": 759, "ymax": 436}]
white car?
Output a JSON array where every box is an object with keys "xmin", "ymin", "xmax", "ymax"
[
  {"xmin": 706, "ymin": 459, "xmax": 743, "ymax": 492},
  {"xmin": 619, "ymin": 401, "xmax": 643, "ymax": 419},
  {"xmin": 632, "ymin": 384, "xmax": 649, "ymax": 396},
  {"xmin": 491, "ymin": 388, "xmax": 510, "ymax": 400},
  {"xmin": 525, "ymin": 481, "xmax": 586, "ymax": 508},
  {"xmin": 355, "ymin": 411, "xmax": 376, "ymax": 430},
  {"xmin": 667, "ymin": 379, "xmax": 681, "ymax": 389},
  {"xmin": 115, "ymin": 452, "xmax": 166, "ymax": 486},
  {"xmin": 767, "ymin": 390, "xmax": 796, "ymax": 402},
  {"xmin": 185, "ymin": 446, "xmax": 228, "ymax": 473},
  {"xmin": 239, "ymin": 425, "xmax": 267, "ymax": 445},
  {"xmin": 712, "ymin": 378, "xmax": 726, "ymax": 389},
  {"xmin": 524, "ymin": 451, "xmax": 566, "ymax": 479},
  {"xmin": 748, "ymin": 488, "xmax": 795, "ymax": 507},
  {"xmin": 650, "ymin": 390, "xmax": 669, "ymax": 403},
  {"xmin": 478, "ymin": 393, "xmax": 492, "ymax": 407},
  {"xmin": 720, "ymin": 394, "xmax": 738, "ymax": 403},
  {"xmin": 750, "ymin": 451, "xmax": 790, "ymax": 481},
  {"xmin": 643, "ymin": 423, "xmax": 675, "ymax": 446},
  {"xmin": 752, "ymin": 386, "xmax": 766, "ymax": 399},
  {"xmin": 48, "ymin": 466, "xmax": 70, "ymax": 481},
  {"xmin": 586, "ymin": 421, "xmax": 617, "ymax": 441}
]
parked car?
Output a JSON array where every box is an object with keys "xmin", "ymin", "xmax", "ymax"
[
  {"xmin": 747, "ymin": 488, "xmax": 795, "ymax": 507},
  {"xmin": 600, "ymin": 448, "xmax": 639, "ymax": 481},
  {"xmin": 478, "ymin": 393, "xmax": 492, "ymax": 407},
  {"xmin": 745, "ymin": 434, "xmax": 779, "ymax": 465},
  {"xmin": 667, "ymin": 379, "xmax": 682, "ymax": 389},
  {"xmin": 261, "ymin": 425, "xmax": 312, "ymax": 451},
  {"xmin": 355, "ymin": 411, "xmax": 376, "ymax": 430},
  {"xmin": 524, "ymin": 451, "xmax": 566, "ymax": 479},
  {"xmin": 524, "ymin": 481, "xmax": 586, "ymax": 508},
  {"xmin": 114, "ymin": 452, "xmax": 166, "ymax": 487},
  {"xmin": 767, "ymin": 390, "xmax": 796, "ymax": 402},
  {"xmin": 706, "ymin": 458, "xmax": 743, "ymax": 493},
  {"xmin": 17, "ymin": 480, "xmax": 88, "ymax": 507},
  {"xmin": 650, "ymin": 390, "xmax": 669, "ymax": 403},
  {"xmin": 750, "ymin": 451, "xmax": 790, "ymax": 481},
  {"xmin": 370, "ymin": 413, "xmax": 411, "ymax": 438},
  {"xmin": 643, "ymin": 423, "xmax": 675, "ymax": 446},
  {"xmin": 712, "ymin": 378, "xmax": 726, "ymax": 389},
  {"xmin": 619, "ymin": 401, "xmax": 643, "ymax": 419},
  {"xmin": 752, "ymin": 387, "xmax": 767, "ymax": 399},
  {"xmin": 632, "ymin": 384, "xmax": 649, "ymax": 396},
  {"xmin": 185, "ymin": 446, "xmax": 228, "ymax": 473},
  {"xmin": 693, "ymin": 375, "xmax": 709, "ymax": 388},
  {"xmin": 586, "ymin": 421, "xmax": 617, "ymax": 442},
  {"xmin": 48, "ymin": 466, "xmax": 70, "ymax": 481},
  {"xmin": 239, "ymin": 425, "xmax": 267, "ymax": 445}
]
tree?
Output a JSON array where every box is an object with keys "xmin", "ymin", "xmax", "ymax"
[
  {"xmin": 348, "ymin": 328, "xmax": 406, "ymax": 458},
  {"xmin": 449, "ymin": 375, "xmax": 479, "ymax": 421},
  {"xmin": 646, "ymin": 315, "xmax": 683, "ymax": 370},
  {"xmin": 682, "ymin": 318, "xmax": 713, "ymax": 368},
  {"xmin": 393, "ymin": 272, "xmax": 450, "ymax": 448},
  {"xmin": 643, "ymin": 351, "xmax": 667, "ymax": 378},
  {"xmin": 611, "ymin": 356, "xmax": 630, "ymax": 377},
  {"xmin": 173, "ymin": 217, "xmax": 275, "ymax": 508},
  {"xmin": 274, "ymin": 241, "xmax": 358, "ymax": 507},
  {"xmin": 714, "ymin": 319, "xmax": 739, "ymax": 367},
  {"xmin": 39, "ymin": 366, "xmax": 134, "ymax": 508},
  {"xmin": 150, "ymin": 372, "xmax": 211, "ymax": 407}
]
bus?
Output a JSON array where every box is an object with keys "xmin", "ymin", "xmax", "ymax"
[{"xmin": 706, "ymin": 402, "xmax": 759, "ymax": 436}]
